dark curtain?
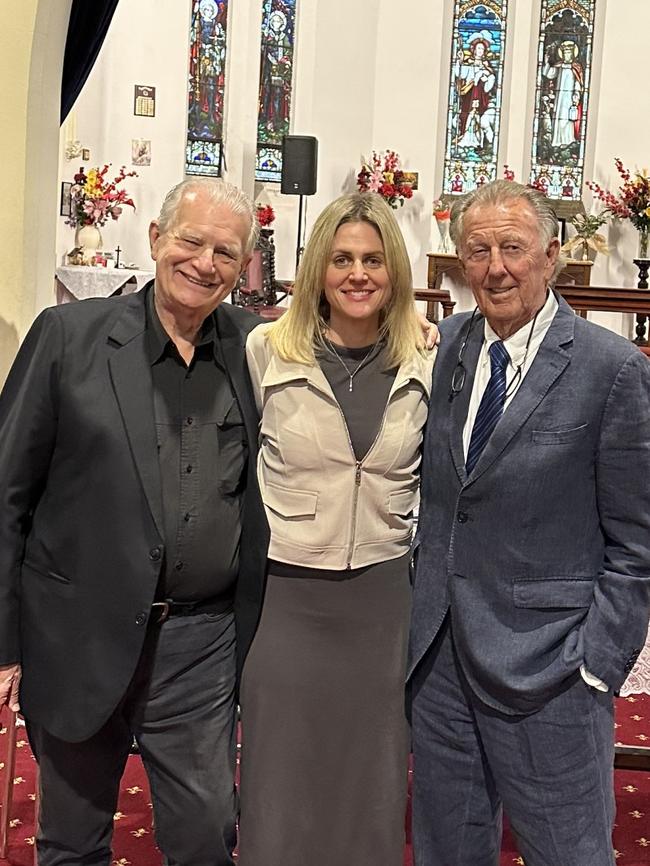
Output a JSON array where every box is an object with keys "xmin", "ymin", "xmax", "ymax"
[{"xmin": 60, "ymin": 0, "xmax": 120, "ymax": 123}]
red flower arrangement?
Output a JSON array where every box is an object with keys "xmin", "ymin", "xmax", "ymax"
[
  {"xmin": 256, "ymin": 204, "xmax": 275, "ymax": 227},
  {"xmin": 587, "ymin": 159, "xmax": 650, "ymax": 258},
  {"xmin": 357, "ymin": 150, "xmax": 414, "ymax": 209},
  {"xmin": 586, "ymin": 159, "xmax": 650, "ymax": 233},
  {"xmin": 66, "ymin": 164, "xmax": 137, "ymax": 228}
]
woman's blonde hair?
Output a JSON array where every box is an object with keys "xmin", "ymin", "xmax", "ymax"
[{"xmin": 268, "ymin": 193, "xmax": 423, "ymax": 367}]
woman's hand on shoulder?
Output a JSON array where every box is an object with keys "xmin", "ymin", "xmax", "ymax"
[{"xmin": 416, "ymin": 311, "xmax": 439, "ymax": 350}]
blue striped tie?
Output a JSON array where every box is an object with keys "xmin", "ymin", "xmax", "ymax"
[{"xmin": 466, "ymin": 341, "xmax": 510, "ymax": 475}]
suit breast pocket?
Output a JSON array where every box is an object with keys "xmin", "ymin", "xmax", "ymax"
[
  {"xmin": 216, "ymin": 397, "xmax": 248, "ymax": 495},
  {"xmin": 531, "ymin": 423, "xmax": 588, "ymax": 445}
]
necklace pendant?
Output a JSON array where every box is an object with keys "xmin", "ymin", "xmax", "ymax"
[{"xmin": 348, "ymin": 379, "xmax": 353, "ymax": 392}]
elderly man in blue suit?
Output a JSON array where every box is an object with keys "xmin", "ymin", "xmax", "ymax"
[{"xmin": 409, "ymin": 180, "xmax": 650, "ymax": 866}]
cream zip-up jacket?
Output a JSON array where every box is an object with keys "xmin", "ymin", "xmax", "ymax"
[{"xmin": 246, "ymin": 323, "xmax": 435, "ymax": 570}]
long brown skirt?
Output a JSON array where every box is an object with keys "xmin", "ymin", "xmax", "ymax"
[{"xmin": 238, "ymin": 554, "xmax": 411, "ymax": 866}]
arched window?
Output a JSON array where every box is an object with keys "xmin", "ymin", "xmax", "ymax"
[
  {"xmin": 255, "ymin": 0, "xmax": 297, "ymax": 183},
  {"xmin": 186, "ymin": 0, "xmax": 230, "ymax": 177},
  {"xmin": 529, "ymin": 0, "xmax": 597, "ymax": 208},
  {"xmin": 441, "ymin": 0, "xmax": 509, "ymax": 197}
]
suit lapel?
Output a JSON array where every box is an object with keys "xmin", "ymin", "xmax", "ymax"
[
  {"xmin": 107, "ymin": 287, "xmax": 164, "ymax": 538},
  {"xmin": 449, "ymin": 319, "xmax": 483, "ymax": 483},
  {"xmin": 467, "ymin": 295, "xmax": 575, "ymax": 483}
]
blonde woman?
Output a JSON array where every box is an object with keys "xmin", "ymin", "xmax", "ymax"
[{"xmin": 237, "ymin": 193, "xmax": 435, "ymax": 866}]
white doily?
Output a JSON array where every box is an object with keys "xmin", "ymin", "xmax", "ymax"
[
  {"xmin": 55, "ymin": 266, "xmax": 154, "ymax": 303},
  {"xmin": 620, "ymin": 626, "xmax": 650, "ymax": 696}
]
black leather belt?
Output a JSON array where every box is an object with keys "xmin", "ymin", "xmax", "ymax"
[{"xmin": 151, "ymin": 595, "xmax": 233, "ymax": 625}]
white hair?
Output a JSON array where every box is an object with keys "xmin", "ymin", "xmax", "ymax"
[
  {"xmin": 450, "ymin": 180, "xmax": 565, "ymax": 282},
  {"xmin": 157, "ymin": 177, "xmax": 259, "ymax": 255}
]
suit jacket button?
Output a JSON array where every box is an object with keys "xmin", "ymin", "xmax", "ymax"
[
  {"xmin": 135, "ymin": 612, "xmax": 147, "ymax": 626},
  {"xmin": 457, "ymin": 511, "xmax": 469, "ymax": 523},
  {"xmin": 149, "ymin": 547, "xmax": 162, "ymax": 561}
]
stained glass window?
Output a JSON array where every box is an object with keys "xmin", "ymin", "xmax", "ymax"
[
  {"xmin": 255, "ymin": 0, "xmax": 297, "ymax": 183},
  {"xmin": 529, "ymin": 0, "xmax": 596, "ymax": 206},
  {"xmin": 441, "ymin": 1, "xmax": 509, "ymax": 197},
  {"xmin": 186, "ymin": 0, "xmax": 229, "ymax": 177}
]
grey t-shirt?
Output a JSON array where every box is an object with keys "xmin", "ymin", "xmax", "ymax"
[{"xmin": 316, "ymin": 339, "xmax": 397, "ymax": 460}]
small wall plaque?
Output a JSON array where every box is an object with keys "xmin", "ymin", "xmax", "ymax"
[{"xmin": 134, "ymin": 85, "xmax": 156, "ymax": 117}]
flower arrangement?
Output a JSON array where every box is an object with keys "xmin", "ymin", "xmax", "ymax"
[
  {"xmin": 256, "ymin": 204, "xmax": 275, "ymax": 227},
  {"xmin": 587, "ymin": 159, "xmax": 650, "ymax": 257},
  {"xmin": 561, "ymin": 211, "xmax": 610, "ymax": 261},
  {"xmin": 66, "ymin": 165, "xmax": 137, "ymax": 228},
  {"xmin": 432, "ymin": 198, "xmax": 451, "ymax": 221},
  {"xmin": 357, "ymin": 150, "xmax": 414, "ymax": 209}
]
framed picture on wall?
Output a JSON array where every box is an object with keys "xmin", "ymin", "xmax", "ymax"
[
  {"xmin": 132, "ymin": 138, "xmax": 152, "ymax": 166},
  {"xmin": 402, "ymin": 171, "xmax": 419, "ymax": 190},
  {"xmin": 60, "ymin": 182, "xmax": 72, "ymax": 217}
]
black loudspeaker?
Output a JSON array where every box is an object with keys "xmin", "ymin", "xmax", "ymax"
[{"xmin": 281, "ymin": 135, "xmax": 318, "ymax": 195}]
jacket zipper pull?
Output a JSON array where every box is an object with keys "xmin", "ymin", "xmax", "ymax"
[{"xmin": 347, "ymin": 462, "xmax": 363, "ymax": 570}]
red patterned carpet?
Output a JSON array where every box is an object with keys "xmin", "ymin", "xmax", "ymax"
[{"xmin": 2, "ymin": 696, "xmax": 650, "ymax": 865}]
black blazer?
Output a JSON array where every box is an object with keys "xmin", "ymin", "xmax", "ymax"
[{"xmin": 0, "ymin": 287, "xmax": 269, "ymax": 742}]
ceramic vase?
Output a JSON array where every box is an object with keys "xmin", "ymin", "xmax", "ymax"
[{"xmin": 75, "ymin": 224, "xmax": 102, "ymax": 263}]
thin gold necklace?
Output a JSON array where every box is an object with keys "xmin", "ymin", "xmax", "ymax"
[{"xmin": 324, "ymin": 338, "xmax": 379, "ymax": 392}]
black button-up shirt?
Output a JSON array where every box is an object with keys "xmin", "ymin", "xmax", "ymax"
[{"xmin": 147, "ymin": 288, "xmax": 247, "ymax": 602}]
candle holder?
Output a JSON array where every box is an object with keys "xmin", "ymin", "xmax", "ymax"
[
  {"xmin": 633, "ymin": 258, "xmax": 650, "ymax": 290},
  {"xmin": 632, "ymin": 258, "xmax": 650, "ymax": 346}
]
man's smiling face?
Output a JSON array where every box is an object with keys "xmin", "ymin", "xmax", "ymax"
[
  {"xmin": 459, "ymin": 198, "xmax": 559, "ymax": 340},
  {"xmin": 149, "ymin": 189, "xmax": 251, "ymax": 322}
]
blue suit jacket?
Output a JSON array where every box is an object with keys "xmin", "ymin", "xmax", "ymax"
[{"xmin": 409, "ymin": 295, "xmax": 650, "ymax": 715}]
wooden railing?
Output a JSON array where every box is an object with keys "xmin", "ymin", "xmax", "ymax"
[
  {"xmin": 417, "ymin": 284, "xmax": 650, "ymax": 349},
  {"xmin": 555, "ymin": 284, "xmax": 650, "ymax": 346}
]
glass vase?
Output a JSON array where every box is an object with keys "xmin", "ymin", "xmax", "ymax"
[
  {"xmin": 638, "ymin": 226, "xmax": 649, "ymax": 260},
  {"xmin": 436, "ymin": 217, "xmax": 452, "ymax": 253}
]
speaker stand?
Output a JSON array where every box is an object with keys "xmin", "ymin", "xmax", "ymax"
[{"xmin": 295, "ymin": 194, "xmax": 306, "ymax": 274}]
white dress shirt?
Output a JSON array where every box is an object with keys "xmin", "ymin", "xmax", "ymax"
[
  {"xmin": 462, "ymin": 290, "xmax": 558, "ymax": 456},
  {"xmin": 461, "ymin": 290, "xmax": 608, "ymax": 692}
]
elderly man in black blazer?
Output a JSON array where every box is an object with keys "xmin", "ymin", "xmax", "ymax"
[
  {"xmin": 409, "ymin": 180, "xmax": 650, "ymax": 866},
  {"xmin": 0, "ymin": 178, "xmax": 268, "ymax": 866}
]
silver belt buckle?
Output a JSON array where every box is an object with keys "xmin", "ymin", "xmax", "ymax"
[{"xmin": 151, "ymin": 601, "xmax": 171, "ymax": 624}]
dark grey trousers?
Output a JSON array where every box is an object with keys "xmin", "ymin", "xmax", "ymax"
[
  {"xmin": 26, "ymin": 611, "xmax": 237, "ymax": 866},
  {"xmin": 411, "ymin": 618, "xmax": 616, "ymax": 866}
]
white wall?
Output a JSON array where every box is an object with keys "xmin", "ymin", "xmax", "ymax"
[
  {"xmin": 57, "ymin": 0, "xmax": 189, "ymax": 270},
  {"xmin": 56, "ymin": 0, "xmax": 650, "ymax": 310},
  {"xmin": 589, "ymin": 1, "xmax": 650, "ymax": 288},
  {"xmin": 0, "ymin": 0, "xmax": 71, "ymax": 385}
]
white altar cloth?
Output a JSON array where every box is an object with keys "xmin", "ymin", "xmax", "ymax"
[{"xmin": 55, "ymin": 266, "xmax": 154, "ymax": 304}]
